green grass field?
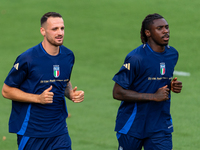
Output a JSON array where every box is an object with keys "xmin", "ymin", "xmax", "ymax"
[{"xmin": 0, "ymin": 0, "xmax": 199, "ymax": 149}]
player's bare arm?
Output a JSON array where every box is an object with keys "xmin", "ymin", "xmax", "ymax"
[
  {"xmin": 64, "ymin": 81, "xmax": 84, "ymax": 103},
  {"xmin": 2, "ymin": 83, "xmax": 54, "ymax": 104},
  {"xmin": 113, "ymin": 83, "xmax": 169, "ymax": 102},
  {"xmin": 171, "ymin": 77, "xmax": 182, "ymax": 93},
  {"xmin": 64, "ymin": 81, "xmax": 73, "ymax": 99}
]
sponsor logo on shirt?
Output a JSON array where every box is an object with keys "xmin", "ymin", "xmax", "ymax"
[
  {"xmin": 119, "ymin": 146, "xmax": 123, "ymax": 150},
  {"xmin": 53, "ymin": 65, "xmax": 60, "ymax": 78},
  {"xmin": 40, "ymin": 79, "xmax": 69, "ymax": 83},
  {"xmin": 123, "ymin": 63, "xmax": 130, "ymax": 70},
  {"xmin": 160, "ymin": 62, "xmax": 166, "ymax": 75},
  {"xmin": 14, "ymin": 63, "xmax": 19, "ymax": 70},
  {"xmin": 148, "ymin": 77, "xmax": 172, "ymax": 80}
]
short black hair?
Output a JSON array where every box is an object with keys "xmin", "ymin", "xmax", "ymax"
[
  {"xmin": 140, "ymin": 13, "xmax": 164, "ymax": 44},
  {"xmin": 40, "ymin": 12, "xmax": 62, "ymax": 26}
]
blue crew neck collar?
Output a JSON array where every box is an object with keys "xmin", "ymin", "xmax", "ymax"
[
  {"xmin": 145, "ymin": 43, "xmax": 167, "ymax": 54},
  {"xmin": 39, "ymin": 43, "xmax": 61, "ymax": 55}
]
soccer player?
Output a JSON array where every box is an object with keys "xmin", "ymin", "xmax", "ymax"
[
  {"xmin": 112, "ymin": 13, "xmax": 182, "ymax": 150},
  {"xmin": 2, "ymin": 12, "xmax": 84, "ymax": 150}
]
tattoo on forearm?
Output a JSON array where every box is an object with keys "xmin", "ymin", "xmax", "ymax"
[{"xmin": 65, "ymin": 82, "xmax": 72, "ymax": 99}]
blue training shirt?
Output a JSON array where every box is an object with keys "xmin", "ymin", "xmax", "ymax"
[
  {"xmin": 4, "ymin": 43, "xmax": 74, "ymax": 138},
  {"xmin": 112, "ymin": 44, "xmax": 178, "ymax": 138}
]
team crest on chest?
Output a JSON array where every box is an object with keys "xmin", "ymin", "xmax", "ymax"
[
  {"xmin": 160, "ymin": 62, "xmax": 166, "ymax": 75},
  {"xmin": 53, "ymin": 65, "xmax": 60, "ymax": 78}
]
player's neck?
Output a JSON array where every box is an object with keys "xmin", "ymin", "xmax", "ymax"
[
  {"xmin": 42, "ymin": 41, "xmax": 60, "ymax": 56},
  {"xmin": 147, "ymin": 41, "xmax": 165, "ymax": 53}
]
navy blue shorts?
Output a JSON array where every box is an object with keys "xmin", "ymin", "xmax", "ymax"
[
  {"xmin": 117, "ymin": 132, "xmax": 172, "ymax": 150},
  {"xmin": 17, "ymin": 133, "xmax": 71, "ymax": 150}
]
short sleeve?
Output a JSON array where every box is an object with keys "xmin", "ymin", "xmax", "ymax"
[
  {"xmin": 68, "ymin": 52, "xmax": 75, "ymax": 81},
  {"xmin": 112, "ymin": 54, "xmax": 140, "ymax": 89},
  {"xmin": 4, "ymin": 54, "xmax": 28, "ymax": 88}
]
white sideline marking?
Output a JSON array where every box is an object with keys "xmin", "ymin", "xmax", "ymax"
[{"xmin": 173, "ymin": 71, "xmax": 190, "ymax": 76}]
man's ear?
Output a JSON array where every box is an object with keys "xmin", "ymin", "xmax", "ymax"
[
  {"xmin": 40, "ymin": 27, "xmax": 45, "ymax": 36},
  {"xmin": 145, "ymin": 29, "xmax": 151, "ymax": 38}
]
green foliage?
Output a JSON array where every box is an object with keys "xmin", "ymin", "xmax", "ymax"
[{"xmin": 0, "ymin": 0, "xmax": 199, "ymax": 149}]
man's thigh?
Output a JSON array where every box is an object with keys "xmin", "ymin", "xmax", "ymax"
[
  {"xmin": 116, "ymin": 133, "xmax": 143, "ymax": 150},
  {"xmin": 116, "ymin": 132, "xmax": 172, "ymax": 150},
  {"xmin": 18, "ymin": 133, "xmax": 72, "ymax": 150},
  {"xmin": 144, "ymin": 133, "xmax": 172, "ymax": 150}
]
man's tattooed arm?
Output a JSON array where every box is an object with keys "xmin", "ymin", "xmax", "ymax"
[{"xmin": 65, "ymin": 81, "xmax": 73, "ymax": 99}]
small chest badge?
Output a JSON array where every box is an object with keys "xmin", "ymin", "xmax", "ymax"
[
  {"xmin": 53, "ymin": 65, "xmax": 60, "ymax": 78},
  {"xmin": 160, "ymin": 62, "xmax": 166, "ymax": 75}
]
